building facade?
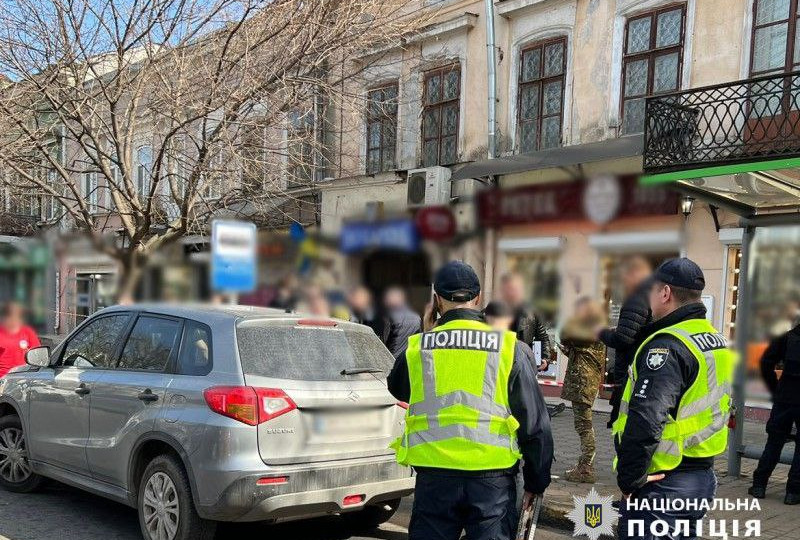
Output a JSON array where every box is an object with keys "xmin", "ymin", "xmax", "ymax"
[{"xmin": 319, "ymin": 0, "xmax": 794, "ymax": 381}]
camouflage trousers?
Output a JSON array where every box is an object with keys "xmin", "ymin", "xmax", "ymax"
[{"xmin": 571, "ymin": 402, "xmax": 596, "ymax": 467}]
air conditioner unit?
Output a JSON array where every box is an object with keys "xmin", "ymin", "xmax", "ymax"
[{"xmin": 407, "ymin": 166, "xmax": 452, "ymax": 208}]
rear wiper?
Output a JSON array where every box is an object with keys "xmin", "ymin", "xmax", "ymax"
[{"xmin": 340, "ymin": 367, "xmax": 384, "ymax": 376}]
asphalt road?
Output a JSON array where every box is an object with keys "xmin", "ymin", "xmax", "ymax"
[{"xmin": 0, "ymin": 481, "xmax": 569, "ymax": 540}]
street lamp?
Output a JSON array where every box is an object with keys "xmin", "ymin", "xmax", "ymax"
[{"xmin": 681, "ymin": 195, "xmax": 695, "ymax": 218}]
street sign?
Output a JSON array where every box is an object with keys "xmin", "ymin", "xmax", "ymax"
[
  {"xmin": 211, "ymin": 220, "xmax": 257, "ymax": 292},
  {"xmin": 340, "ymin": 218, "xmax": 419, "ymax": 254}
]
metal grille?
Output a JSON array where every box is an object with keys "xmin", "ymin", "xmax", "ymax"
[{"xmin": 644, "ymin": 70, "xmax": 800, "ymax": 173}]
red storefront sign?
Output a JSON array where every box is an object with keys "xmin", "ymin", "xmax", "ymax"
[
  {"xmin": 415, "ymin": 206, "xmax": 457, "ymax": 241},
  {"xmin": 477, "ymin": 175, "xmax": 677, "ymax": 227}
]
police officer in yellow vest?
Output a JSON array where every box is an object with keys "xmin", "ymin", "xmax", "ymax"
[
  {"xmin": 613, "ymin": 258, "xmax": 736, "ymax": 540},
  {"xmin": 388, "ymin": 261, "xmax": 553, "ymax": 540}
]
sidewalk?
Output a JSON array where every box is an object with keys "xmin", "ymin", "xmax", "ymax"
[{"xmin": 541, "ymin": 402, "xmax": 796, "ymax": 539}]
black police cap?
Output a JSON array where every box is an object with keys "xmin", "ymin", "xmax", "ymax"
[
  {"xmin": 653, "ymin": 257, "xmax": 705, "ymax": 291},
  {"xmin": 434, "ymin": 261, "xmax": 481, "ymax": 302}
]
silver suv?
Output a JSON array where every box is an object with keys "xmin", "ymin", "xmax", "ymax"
[{"xmin": 0, "ymin": 304, "xmax": 413, "ymax": 540}]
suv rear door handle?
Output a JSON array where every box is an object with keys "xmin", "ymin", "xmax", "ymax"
[
  {"xmin": 74, "ymin": 384, "xmax": 90, "ymax": 396},
  {"xmin": 137, "ymin": 389, "xmax": 159, "ymax": 403}
]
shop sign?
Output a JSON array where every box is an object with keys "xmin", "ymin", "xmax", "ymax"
[
  {"xmin": 211, "ymin": 220, "xmax": 257, "ymax": 292},
  {"xmin": 415, "ymin": 206, "xmax": 456, "ymax": 241},
  {"xmin": 478, "ymin": 175, "xmax": 676, "ymax": 227},
  {"xmin": 340, "ymin": 218, "xmax": 419, "ymax": 254}
]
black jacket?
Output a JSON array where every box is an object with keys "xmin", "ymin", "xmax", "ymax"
[
  {"xmin": 387, "ymin": 308, "xmax": 554, "ymax": 494},
  {"xmin": 600, "ymin": 279, "xmax": 652, "ymax": 384},
  {"xmin": 512, "ymin": 306, "xmax": 552, "ymax": 362},
  {"xmin": 615, "ymin": 303, "xmax": 714, "ymax": 495},
  {"xmin": 760, "ymin": 325, "xmax": 800, "ymax": 405},
  {"xmin": 380, "ymin": 306, "xmax": 422, "ymax": 358}
]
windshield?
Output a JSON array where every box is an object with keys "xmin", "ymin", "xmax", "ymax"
[{"xmin": 236, "ymin": 322, "xmax": 396, "ymax": 381}]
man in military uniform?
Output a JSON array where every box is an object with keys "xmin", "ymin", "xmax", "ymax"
[
  {"xmin": 613, "ymin": 258, "xmax": 736, "ymax": 540},
  {"xmin": 559, "ymin": 297, "xmax": 607, "ymax": 483},
  {"xmin": 388, "ymin": 261, "xmax": 554, "ymax": 540}
]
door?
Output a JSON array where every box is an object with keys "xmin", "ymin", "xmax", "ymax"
[
  {"xmin": 26, "ymin": 313, "xmax": 131, "ymax": 474},
  {"xmin": 86, "ymin": 314, "xmax": 182, "ymax": 486}
]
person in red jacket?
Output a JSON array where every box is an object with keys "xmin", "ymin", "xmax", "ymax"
[{"xmin": 0, "ymin": 302, "xmax": 40, "ymax": 378}]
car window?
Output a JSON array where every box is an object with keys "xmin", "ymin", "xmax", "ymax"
[
  {"xmin": 236, "ymin": 322, "xmax": 396, "ymax": 381},
  {"xmin": 177, "ymin": 321, "xmax": 212, "ymax": 376},
  {"xmin": 62, "ymin": 314, "xmax": 130, "ymax": 368},
  {"xmin": 118, "ymin": 316, "xmax": 182, "ymax": 372}
]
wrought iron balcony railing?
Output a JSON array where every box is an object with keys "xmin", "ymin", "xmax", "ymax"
[{"xmin": 644, "ymin": 71, "xmax": 800, "ymax": 174}]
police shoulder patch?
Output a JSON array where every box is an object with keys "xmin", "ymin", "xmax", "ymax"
[{"xmin": 645, "ymin": 348, "xmax": 670, "ymax": 371}]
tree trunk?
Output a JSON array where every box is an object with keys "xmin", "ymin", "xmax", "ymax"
[{"xmin": 116, "ymin": 250, "xmax": 147, "ymax": 304}]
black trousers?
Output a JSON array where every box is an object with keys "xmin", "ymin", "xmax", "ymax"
[
  {"xmin": 409, "ymin": 471, "xmax": 518, "ymax": 540},
  {"xmin": 753, "ymin": 402, "xmax": 800, "ymax": 494}
]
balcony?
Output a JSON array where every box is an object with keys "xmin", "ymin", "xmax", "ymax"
[
  {"xmin": 643, "ymin": 71, "xmax": 800, "ymax": 175},
  {"xmin": 0, "ymin": 212, "xmax": 38, "ymax": 237}
]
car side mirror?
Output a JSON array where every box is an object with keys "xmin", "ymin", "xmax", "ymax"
[{"xmin": 25, "ymin": 346, "xmax": 51, "ymax": 368}]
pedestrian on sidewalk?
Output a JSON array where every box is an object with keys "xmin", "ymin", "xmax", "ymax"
[
  {"xmin": 499, "ymin": 272, "xmax": 552, "ymax": 371},
  {"xmin": 485, "ymin": 300, "xmax": 539, "ymax": 373},
  {"xmin": 748, "ymin": 322, "xmax": 800, "ymax": 505},
  {"xmin": 388, "ymin": 261, "xmax": 553, "ymax": 540},
  {"xmin": 597, "ymin": 255, "xmax": 653, "ymax": 428},
  {"xmin": 0, "ymin": 302, "xmax": 40, "ymax": 379},
  {"xmin": 559, "ymin": 297, "xmax": 607, "ymax": 484},
  {"xmin": 613, "ymin": 258, "xmax": 736, "ymax": 540}
]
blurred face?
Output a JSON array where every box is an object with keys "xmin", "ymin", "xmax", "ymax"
[
  {"xmin": 500, "ymin": 276, "xmax": 525, "ymax": 307},
  {"xmin": 307, "ymin": 295, "xmax": 330, "ymax": 317},
  {"xmin": 622, "ymin": 257, "xmax": 652, "ymax": 296},
  {"xmin": 648, "ymin": 281, "xmax": 672, "ymax": 321},
  {"xmin": 348, "ymin": 288, "xmax": 372, "ymax": 312},
  {"xmin": 486, "ymin": 315, "xmax": 513, "ymax": 331},
  {"xmin": 1, "ymin": 304, "xmax": 23, "ymax": 329},
  {"xmin": 384, "ymin": 288, "xmax": 406, "ymax": 309}
]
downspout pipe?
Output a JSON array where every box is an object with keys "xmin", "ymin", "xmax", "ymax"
[
  {"xmin": 484, "ymin": 0, "xmax": 497, "ymax": 160},
  {"xmin": 483, "ymin": 0, "xmax": 498, "ymax": 297}
]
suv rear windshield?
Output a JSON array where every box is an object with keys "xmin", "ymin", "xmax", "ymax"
[{"xmin": 236, "ymin": 322, "xmax": 396, "ymax": 381}]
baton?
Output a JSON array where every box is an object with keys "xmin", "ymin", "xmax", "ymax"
[{"xmin": 515, "ymin": 493, "xmax": 542, "ymax": 540}]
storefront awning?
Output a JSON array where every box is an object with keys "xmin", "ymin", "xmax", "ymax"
[{"xmin": 451, "ymin": 135, "xmax": 644, "ymax": 181}]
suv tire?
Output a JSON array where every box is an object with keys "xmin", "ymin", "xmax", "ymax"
[
  {"xmin": 346, "ymin": 498, "xmax": 401, "ymax": 530},
  {"xmin": 137, "ymin": 454, "xmax": 216, "ymax": 540},
  {"xmin": 0, "ymin": 415, "xmax": 44, "ymax": 493}
]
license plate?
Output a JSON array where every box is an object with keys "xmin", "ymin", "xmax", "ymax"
[{"xmin": 313, "ymin": 410, "xmax": 382, "ymax": 435}]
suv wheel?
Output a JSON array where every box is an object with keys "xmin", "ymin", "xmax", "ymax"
[
  {"xmin": 346, "ymin": 498, "xmax": 401, "ymax": 530},
  {"xmin": 0, "ymin": 415, "xmax": 43, "ymax": 493},
  {"xmin": 137, "ymin": 454, "xmax": 216, "ymax": 540}
]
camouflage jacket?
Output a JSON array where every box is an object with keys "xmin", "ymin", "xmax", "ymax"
[{"xmin": 559, "ymin": 317, "xmax": 607, "ymax": 405}]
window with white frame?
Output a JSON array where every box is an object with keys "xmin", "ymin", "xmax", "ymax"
[
  {"xmin": 82, "ymin": 171, "xmax": 98, "ymax": 214},
  {"xmin": 620, "ymin": 4, "xmax": 686, "ymax": 134},
  {"xmin": 287, "ymin": 109, "xmax": 315, "ymax": 188},
  {"xmin": 136, "ymin": 146, "xmax": 152, "ymax": 200},
  {"xmin": 518, "ymin": 37, "xmax": 567, "ymax": 152}
]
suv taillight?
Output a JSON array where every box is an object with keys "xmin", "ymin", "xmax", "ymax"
[{"xmin": 203, "ymin": 386, "xmax": 296, "ymax": 425}]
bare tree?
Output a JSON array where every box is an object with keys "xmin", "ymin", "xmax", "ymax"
[{"xmin": 0, "ymin": 0, "xmax": 428, "ymax": 299}]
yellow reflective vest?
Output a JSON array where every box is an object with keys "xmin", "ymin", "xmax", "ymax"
[
  {"xmin": 391, "ymin": 319, "xmax": 522, "ymax": 470},
  {"xmin": 612, "ymin": 318, "xmax": 736, "ymax": 473}
]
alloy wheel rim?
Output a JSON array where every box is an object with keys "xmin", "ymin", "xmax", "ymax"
[
  {"xmin": 0, "ymin": 427, "xmax": 32, "ymax": 484},
  {"xmin": 142, "ymin": 471, "xmax": 180, "ymax": 540}
]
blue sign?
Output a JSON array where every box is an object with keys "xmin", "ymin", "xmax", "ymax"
[
  {"xmin": 340, "ymin": 219, "xmax": 419, "ymax": 254},
  {"xmin": 211, "ymin": 220, "xmax": 257, "ymax": 292}
]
